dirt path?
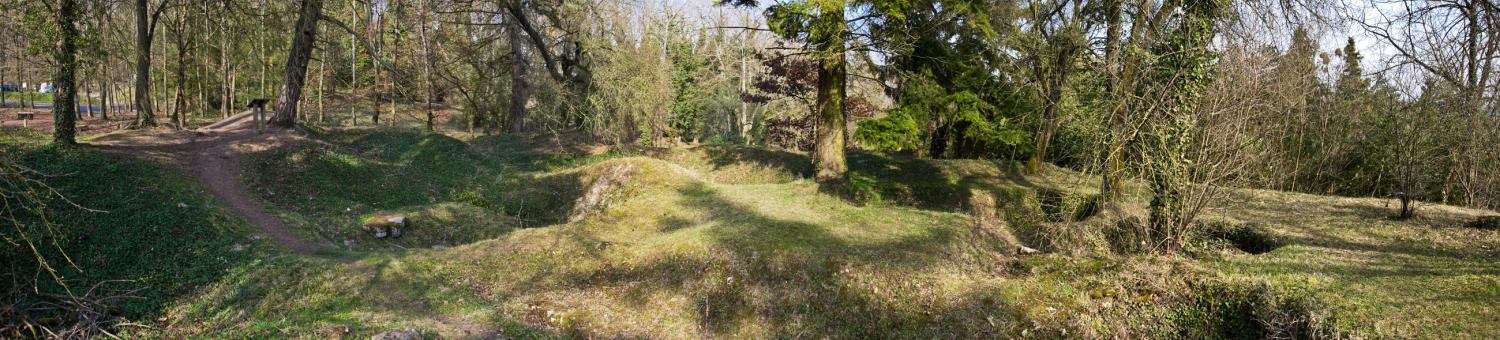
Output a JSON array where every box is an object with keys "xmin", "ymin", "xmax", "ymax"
[
  {"xmin": 92, "ymin": 112, "xmax": 322, "ymax": 255},
  {"xmin": 91, "ymin": 114, "xmax": 505, "ymax": 336}
]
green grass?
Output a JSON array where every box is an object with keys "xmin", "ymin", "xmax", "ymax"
[
  {"xmin": 7, "ymin": 125, "xmax": 1497, "ymax": 338},
  {"xmin": 2, "ymin": 92, "xmax": 54, "ymax": 105},
  {"xmin": 236, "ymin": 128, "xmax": 1345, "ymax": 337},
  {"xmin": 1210, "ymin": 189, "xmax": 1500, "ymax": 338},
  {"xmin": 0, "ymin": 128, "xmax": 547, "ymax": 338},
  {"xmin": 0, "ymin": 128, "xmax": 258, "ymax": 319}
]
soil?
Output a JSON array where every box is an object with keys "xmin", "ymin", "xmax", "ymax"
[
  {"xmin": 90, "ymin": 113, "xmax": 504, "ymax": 336},
  {"xmin": 2, "ymin": 108, "xmax": 137, "ymax": 135},
  {"xmin": 91, "ymin": 112, "xmax": 321, "ymax": 255}
]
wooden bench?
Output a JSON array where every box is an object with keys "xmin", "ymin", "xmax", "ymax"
[{"xmin": 17, "ymin": 112, "xmax": 35, "ymax": 128}]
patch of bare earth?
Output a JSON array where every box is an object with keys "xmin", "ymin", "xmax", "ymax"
[
  {"xmin": 93, "ymin": 113, "xmax": 505, "ymax": 336},
  {"xmin": 91, "ymin": 112, "xmax": 319, "ymax": 255}
]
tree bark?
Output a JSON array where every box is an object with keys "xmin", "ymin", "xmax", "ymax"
[
  {"xmin": 134, "ymin": 0, "xmax": 158, "ymax": 127},
  {"xmin": 370, "ymin": 1, "xmax": 382, "ymax": 125},
  {"xmin": 84, "ymin": 76, "xmax": 96, "ymax": 119},
  {"xmin": 506, "ymin": 11, "xmax": 526, "ymax": 133},
  {"xmin": 171, "ymin": 21, "xmax": 187, "ymax": 128},
  {"xmin": 418, "ymin": 0, "xmax": 434, "ymax": 130},
  {"xmin": 269, "ymin": 0, "xmax": 326, "ymax": 127},
  {"xmin": 0, "ymin": 43, "xmax": 7, "ymax": 106},
  {"xmin": 318, "ymin": 25, "xmax": 327, "ymax": 123},
  {"xmin": 1029, "ymin": 72, "xmax": 1064, "ymax": 174},
  {"xmin": 349, "ymin": 0, "xmax": 359, "ymax": 126},
  {"xmin": 811, "ymin": 3, "xmax": 847, "ymax": 183},
  {"xmin": 100, "ymin": 65, "xmax": 112, "ymax": 120},
  {"xmin": 221, "ymin": 3, "xmax": 232, "ymax": 119},
  {"xmin": 54, "ymin": 0, "xmax": 80, "ymax": 145}
]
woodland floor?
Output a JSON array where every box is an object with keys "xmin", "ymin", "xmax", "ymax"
[
  {"xmin": 2, "ymin": 113, "xmax": 1497, "ymax": 338},
  {"xmin": 91, "ymin": 112, "xmax": 321, "ymax": 255}
]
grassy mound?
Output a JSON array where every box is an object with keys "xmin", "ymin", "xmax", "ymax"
[
  {"xmin": 0, "ymin": 128, "xmax": 258, "ymax": 327},
  {"xmin": 655, "ymin": 145, "xmax": 813, "ymax": 184},
  {"xmin": 33, "ymin": 126, "xmax": 1492, "ymax": 337},
  {"xmin": 245, "ymin": 130, "xmax": 520, "ymax": 247},
  {"xmin": 234, "ymin": 129, "xmax": 1354, "ymax": 337},
  {"xmin": 1212, "ymin": 190, "xmax": 1500, "ymax": 338}
]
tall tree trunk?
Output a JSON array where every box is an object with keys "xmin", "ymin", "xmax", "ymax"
[
  {"xmin": 811, "ymin": 4, "xmax": 847, "ymax": 183},
  {"xmin": 171, "ymin": 23, "xmax": 187, "ymax": 129},
  {"xmin": 269, "ymin": 0, "xmax": 325, "ymax": 127},
  {"xmin": 229, "ymin": 65, "xmax": 237, "ymax": 116},
  {"xmin": 740, "ymin": 54, "xmax": 751, "ymax": 142},
  {"xmin": 0, "ymin": 44, "xmax": 6, "ymax": 107},
  {"xmin": 84, "ymin": 76, "xmax": 96, "ymax": 119},
  {"xmin": 371, "ymin": 1, "xmax": 382, "ymax": 125},
  {"xmin": 506, "ymin": 12, "xmax": 526, "ymax": 133},
  {"xmin": 258, "ymin": 4, "xmax": 268, "ymax": 98},
  {"xmin": 349, "ymin": 0, "xmax": 359, "ymax": 126},
  {"xmin": 134, "ymin": 0, "xmax": 157, "ymax": 127},
  {"xmin": 389, "ymin": 0, "xmax": 400, "ymax": 125},
  {"xmin": 1, "ymin": 45, "xmax": 8, "ymax": 107},
  {"xmin": 53, "ymin": 0, "xmax": 80, "ymax": 145},
  {"xmin": 221, "ymin": 6, "xmax": 231, "ymax": 119},
  {"xmin": 318, "ymin": 26, "xmax": 327, "ymax": 124},
  {"xmin": 418, "ymin": 0, "xmax": 434, "ymax": 130},
  {"xmin": 1030, "ymin": 71, "xmax": 1063, "ymax": 174},
  {"xmin": 1100, "ymin": 0, "xmax": 1133, "ymax": 200},
  {"xmin": 100, "ymin": 66, "xmax": 112, "ymax": 120}
]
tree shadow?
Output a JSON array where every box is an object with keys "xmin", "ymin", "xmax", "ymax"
[
  {"xmin": 552, "ymin": 182, "xmax": 1024, "ymax": 337},
  {"xmin": 694, "ymin": 145, "xmax": 814, "ymax": 178}
]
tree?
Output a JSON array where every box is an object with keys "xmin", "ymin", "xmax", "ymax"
[
  {"xmin": 53, "ymin": 0, "xmax": 80, "ymax": 145},
  {"xmin": 506, "ymin": 8, "xmax": 526, "ymax": 133},
  {"xmin": 721, "ymin": 0, "xmax": 868, "ymax": 182},
  {"xmin": 1333, "ymin": 37, "xmax": 1366, "ymax": 96},
  {"xmin": 1138, "ymin": 0, "xmax": 1226, "ymax": 250},
  {"xmin": 132, "ymin": 0, "xmax": 168, "ymax": 128},
  {"xmin": 268, "ymin": 0, "xmax": 325, "ymax": 127},
  {"xmin": 1021, "ymin": 0, "xmax": 1089, "ymax": 174}
]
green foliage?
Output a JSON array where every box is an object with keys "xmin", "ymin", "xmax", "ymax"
[
  {"xmin": 856, "ymin": 75, "xmax": 1029, "ymax": 155},
  {"xmin": 0, "ymin": 136, "xmax": 256, "ymax": 320},
  {"xmin": 853, "ymin": 107, "xmax": 922, "ymax": 152},
  {"xmin": 1138, "ymin": 0, "xmax": 1225, "ymax": 248},
  {"xmin": 666, "ymin": 32, "xmax": 710, "ymax": 141},
  {"xmin": 1335, "ymin": 38, "xmax": 1368, "ymax": 96}
]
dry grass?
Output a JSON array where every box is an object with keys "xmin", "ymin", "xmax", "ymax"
[
  {"xmin": 1209, "ymin": 189, "xmax": 1500, "ymax": 338},
  {"xmin": 15, "ymin": 125, "xmax": 1495, "ymax": 337}
]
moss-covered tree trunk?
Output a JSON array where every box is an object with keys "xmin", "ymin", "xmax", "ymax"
[
  {"xmin": 270, "ymin": 0, "xmax": 325, "ymax": 128},
  {"xmin": 1029, "ymin": 69, "xmax": 1065, "ymax": 174},
  {"xmin": 134, "ymin": 0, "xmax": 157, "ymax": 128},
  {"xmin": 811, "ymin": 2, "xmax": 848, "ymax": 183},
  {"xmin": 1143, "ymin": 0, "xmax": 1221, "ymax": 249},
  {"xmin": 53, "ymin": 0, "xmax": 80, "ymax": 145},
  {"xmin": 507, "ymin": 12, "xmax": 527, "ymax": 133}
]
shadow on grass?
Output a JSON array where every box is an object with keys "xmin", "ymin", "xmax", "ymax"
[
  {"xmin": 695, "ymin": 145, "xmax": 814, "ymax": 178},
  {"xmin": 556, "ymin": 182, "xmax": 1023, "ymax": 337},
  {"xmin": 0, "ymin": 145, "xmax": 260, "ymax": 325}
]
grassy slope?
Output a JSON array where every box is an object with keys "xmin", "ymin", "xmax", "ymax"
[
  {"xmin": 0, "ymin": 128, "xmax": 548, "ymax": 339},
  {"xmin": 1212, "ymin": 189, "xmax": 1500, "ymax": 338},
  {"xmin": 236, "ymin": 127, "xmax": 1483, "ymax": 338},
  {"xmin": 7, "ymin": 125, "xmax": 1496, "ymax": 338},
  {"xmin": 0, "ymin": 128, "xmax": 258, "ymax": 320}
]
